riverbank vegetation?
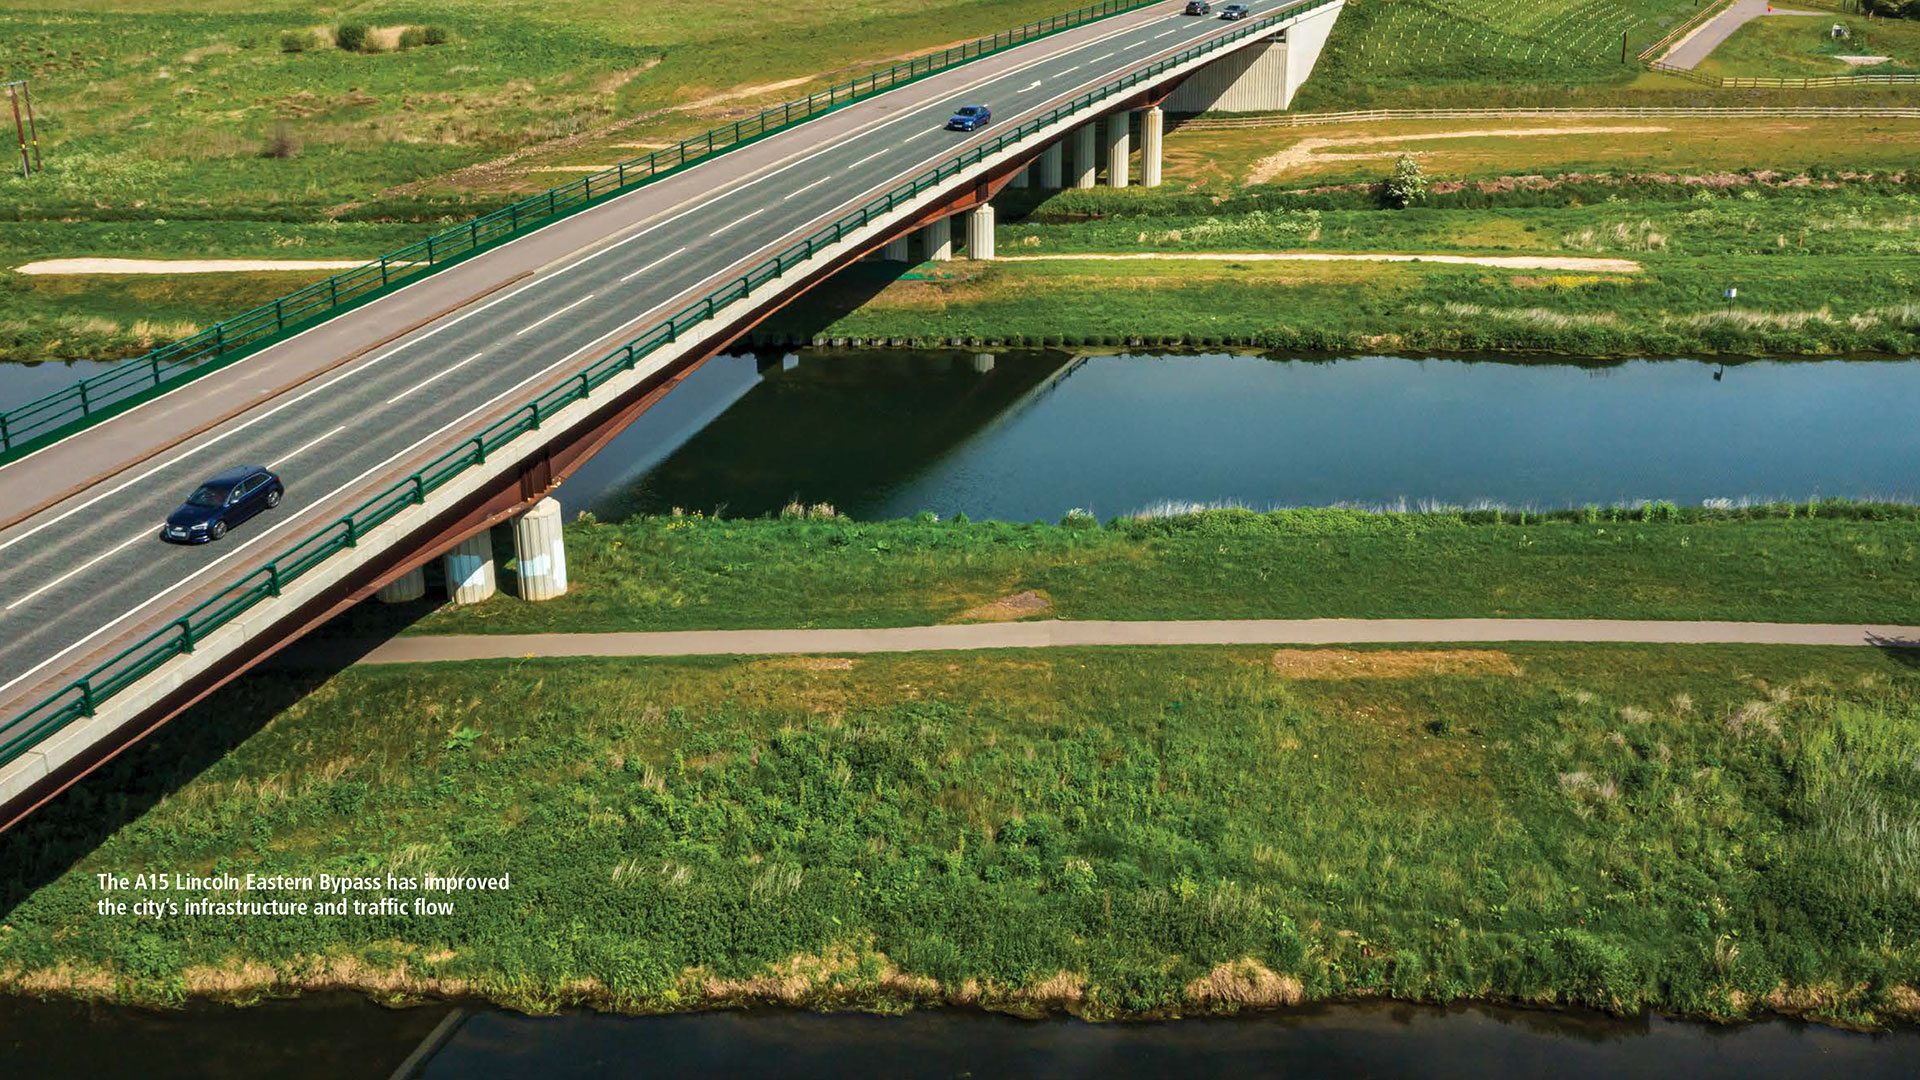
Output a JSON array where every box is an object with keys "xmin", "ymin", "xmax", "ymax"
[
  {"xmin": 3, "ymin": 644, "xmax": 1917, "ymax": 1026},
  {"xmin": 318, "ymin": 506, "xmax": 1920, "ymax": 638}
]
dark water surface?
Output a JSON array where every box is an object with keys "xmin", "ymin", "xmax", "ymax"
[
  {"xmin": 566, "ymin": 351, "xmax": 1920, "ymax": 521},
  {"xmin": 3, "ymin": 995, "xmax": 1917, "ymax": 1079},
  {"xmin": 0, "ymin": 359, "xmax": 122, "ymax": 412}
]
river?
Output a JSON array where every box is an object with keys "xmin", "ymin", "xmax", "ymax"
[
  {"xmin": 4, "ymin": 995, "xmax": 1917, "ymax": 1078},
  {"xmin": 563, "ymin": 351, "xmax": 1920, "ymax": 521}
]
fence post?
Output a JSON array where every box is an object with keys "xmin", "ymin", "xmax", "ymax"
[
  {"xmin": 274, "ymin": 298, "xmax": 285, "ymax": 332},
  {"xmin": 267, "ymin": 564, "xmax": 282, "ymax": 598},
  {"xmin": 380, "ymin": 256, "xmax": 389, "ymax": 287},
  {"xmin": 78, "ymin": 679, "xmax": 95, "ymax": 717},
  {"xmin": 177, "ymin": 618, "xmax": 195, "ymax": 653}
]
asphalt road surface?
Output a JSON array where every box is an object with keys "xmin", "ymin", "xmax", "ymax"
[{"xmin": 0, "ymin": 0, "xmax": 1309, "ymax": 729}]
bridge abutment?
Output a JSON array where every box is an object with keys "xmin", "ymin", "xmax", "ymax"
[
  {"xmin": 512, "ymin": 498, "xmax": 569, "ymax": 602},
  {"xmin": 1165, "ymin": 1, "xmax": 1344, "ymax": 113},
  {"xmin": 443, "ymin": 531, "xmax": 497, "ymax": 605}
]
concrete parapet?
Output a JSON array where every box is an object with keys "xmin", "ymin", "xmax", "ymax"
[
  {"xmin": 443, "ymin": 531, "xmax": 496, "ymax": 605},
  {"xmin": 512, "ymin": 498, "xmax": 569, "ymax": 602},
  {"xmin": 376, "ymin": 565, "xmax": 426, "ymax": 604}
]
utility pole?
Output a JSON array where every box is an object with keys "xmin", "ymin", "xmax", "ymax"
[
  {"xmin": 21, "ymin": 79, "xmax": 40, "ymax": 172},
  {"xmin": 6, "ymin": 81, "xmax": 28, "ymax": 178}
]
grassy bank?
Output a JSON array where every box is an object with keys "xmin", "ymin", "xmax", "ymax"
[
  {"xmin": 319, "ymin": 507, "xmax": 1920, "ymax": 638},
  {"xmin": 753, "ymin": 170, "xmax": 1920, "ymax": 356},
  {"xmin": 3, "ymin": 644, "xmax": 1918, "ymax": 1025}
]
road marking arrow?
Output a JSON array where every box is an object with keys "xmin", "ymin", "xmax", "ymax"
[{"xmin": 1021, "ymin": 80, "xmax": 1041, "ymax": 91}]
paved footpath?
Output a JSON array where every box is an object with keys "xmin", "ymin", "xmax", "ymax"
[
  {"xmin": 288, "ymin": 619, "xmax": 1920, "ymax": 666},
  {"xmin": 1663, "ymin": 0, "xmax": 1823, "ymax": 70}
]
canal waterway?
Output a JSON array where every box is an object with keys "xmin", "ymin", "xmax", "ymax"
[
  {"xmin": 566, "ymin": 351, "xmax": 1920, "ymax": 521},
  {"xmin": 9, "ymin": 353, "xmax": 1919, "ymax": 522},
  {"xmin": 3, "ymin": 994, "xmax": 1917, "ymax": 1078}
]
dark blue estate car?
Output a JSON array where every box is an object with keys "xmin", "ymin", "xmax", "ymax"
[
  {"xmin": 946, "ymin": 104, "xmax": 991, "ymax": 132},
  {"xmin": 161, "ymin": 465, "xmax": 283, "ymax": 543},
  {"xmin": 1220, "ymin": 3, "xmax": 1251, "ymax": 18}
]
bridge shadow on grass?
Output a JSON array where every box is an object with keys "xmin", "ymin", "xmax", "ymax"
[
  {"xmin": 0, "ymin": 630, "xmax": 410, "ymax": 920},
  {"xmin": 1868, "ymin": 633, "xmax": 1920, "ymax": 672}
]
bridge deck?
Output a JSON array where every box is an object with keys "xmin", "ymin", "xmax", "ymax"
[{"xmin": 0, "ymin": 0, "xmax": 1319, "ymax": 756}]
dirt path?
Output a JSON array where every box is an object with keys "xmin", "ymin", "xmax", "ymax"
[
  {"xmin": 999, "ymin": 252, "xmax": 1643, "ymax": 272},
  {"xmin": 287, "ymin": 619, "xmax": 1920, "ymax": 667},
  {"xmin": 1246, "ymin": 126, "xmax": 1672, "ymax": 184},
  {"xmin": 12, "ymin": 258, "xmax": 402, "ymax": 275}
]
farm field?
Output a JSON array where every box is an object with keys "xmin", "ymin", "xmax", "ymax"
[{"xmin": 4, "ymin": 642, "xmax": 1918, "ymax": 1026}]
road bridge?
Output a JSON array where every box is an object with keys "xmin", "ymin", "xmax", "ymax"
[{"xmin": 0, "ymin": 0, "xmax": 1344, "ymax": 826}]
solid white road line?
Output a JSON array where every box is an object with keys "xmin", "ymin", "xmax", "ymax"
[
  {"xmin": 271, "ymin": 425, "xmax": 346, "ymax": 467},
  {"xmin": 0, "ymin": 5, "xmax": 1217, "ymax": 692},
  {"xmin": 1155, "ymin": 27, "xmax": 1180, "ymax": 37},
  {"xmin": 707, "ymin": 206, "xmax": 767, "ymax": 237},
  {"xmin": 387, "ymin": 353, "xmax": 484, "ymax": 404},
  {"xmin": 0, "ymin": 333, "xmax": 628, "ymax": 700},
  {"xmin": 5, "ymin": 532, "xmax": 149, "ymax": 612},
  {"xmin": 515, "ymin": 294, "xmax": 595, "ymax": 337},
  {"xmin": 617, "ymin": 246, "xmax": 689, "ymax": 284}
]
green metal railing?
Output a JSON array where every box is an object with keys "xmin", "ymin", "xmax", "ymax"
[
  {"xmin": 0, "ymin": 0, "xmax": 1166, "ymax": 464},
  {"xmin": 0, "ymin": 0, "xmax": 1332, "ymax": 771}
]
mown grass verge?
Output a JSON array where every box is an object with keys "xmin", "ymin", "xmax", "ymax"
[
  {"xmin": 318, "ymin": 506, "xmax": 1920, "ymax": 637},
  {"xmin": 2, "ymin": 644, "xmax": 1917, "ymax": 1025}
]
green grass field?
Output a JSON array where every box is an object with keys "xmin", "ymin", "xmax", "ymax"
[
  {"xmin": 4, "ymin": 644, "xmax": 1917, "ymax": 1023},
  {"xmin": 316, "ymin": 508, "xmax": 1920, "ymax": 638},
  {"xmin": 1697, "ymin": 14, "xmax": 1920, "ymax": 79}
]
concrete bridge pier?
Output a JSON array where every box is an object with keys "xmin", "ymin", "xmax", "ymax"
[
  {"xmin": 967, "ymin": 203, "xmax": 995, "ymax": 260},
  {"xmin": 972, "ymin": 353, "xmax": 996, "ymax": 373},
  {"xmin": 1140, "ymin": 106, "xmax": 1164, "ymax": 187},
  {"xmin": 1071, "ymin": 123, "xmax": 1098, "ymax": 188},
  {"xmin": 1038, "ymin": 142, "xmax": 1064, "ymax": 189},
  {"xmin": 1105, "ymin": 112, "xmax": 1131, "ymax": 188},
  {"xmin": 922, "ymin": 216, "xmax": 952, "ymax": 261},
  {"xmin": 512, "ymin": 498, "xmax": 569, "ymax": 602},
  {"xmin": 880, "ymin": 236, "xmax": 911, "ymax": 262},
  {"xmin": 375, "ymin": 565, "xmax": 426, "ymax": 604},
  {"xmin": 1008, "ymin": 164, "xmax": 1030, "ymax": 189},
  {"xmin": 443, "ymin": 531, "xmax": 496, "ymax": 605}
]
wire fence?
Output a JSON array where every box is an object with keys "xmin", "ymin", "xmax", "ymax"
[{"xmin": 0, "ymin": 0, "xmax": 1165, "ymax": 462}]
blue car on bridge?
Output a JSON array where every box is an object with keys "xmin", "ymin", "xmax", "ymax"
[
  {"xmin": 160, "ymin": 465, "xmax": 284, "ymax": 543},
  {"xmin": 946, "ymin": 104, "xmax": 991, "ymax": 132}
]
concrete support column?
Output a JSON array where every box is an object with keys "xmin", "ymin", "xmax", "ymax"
[
  {"xmin": 1038, "ymin": 142, "xmax": 1064, "ymax": 189},
  {"xmin": 1008, "ymin": 164, "xmax": 1030, "ymax": 189},
  {"xmin": 922, "ymin": 216, "xmax": 952, "ymax": 261},
  {"xmin": 1071, "ymin": 123, "xmax": 1097, "ymax": 189},
  {"xmin": 512, "ymin": 497, "xmax": 569, "ymax": 602},
  {"xmin": 376, "ymin": 565, "xmax": 426, "ymax": 604},
  {"xmin": 1140, "ymin": 106, "xmax": 1164, "ymax": 188},
  {"xmin": 1105, "ymin": 111, "xmax": 1131, "ymax": 188},
  {"xmin": 442, "ymin": 531, "xmax": 496, "ymax": 606},
  {"xmin": 971, "ymin": 353, "xmax": 996, "ymax": 373},
  {"xmin": 881, "ymin": 236, "xmax": 910, "ymax": 262},
  {"xmin": 966, "ymin": 203, "xmax": 995, "ymax": 260}
]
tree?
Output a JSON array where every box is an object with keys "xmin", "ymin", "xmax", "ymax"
[{"xmin": 1382, "ymin": 154, "xmax": 1428, "ymax": 209}]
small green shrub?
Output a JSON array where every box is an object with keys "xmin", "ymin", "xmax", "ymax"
[
  {"xmin": 335, "ymin": 23, "xmax": 369, "ymax": 52},
  {"xmin": 422, "ymin": 25, "xmax": 449, "ymax": 45},
  {"xmin": 278, "ymin": 30, "xmax": 315, "ymax": 53},
  {"xmin": 398, "ymin": 27, "xmax": 427, "ymax": 50}
]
